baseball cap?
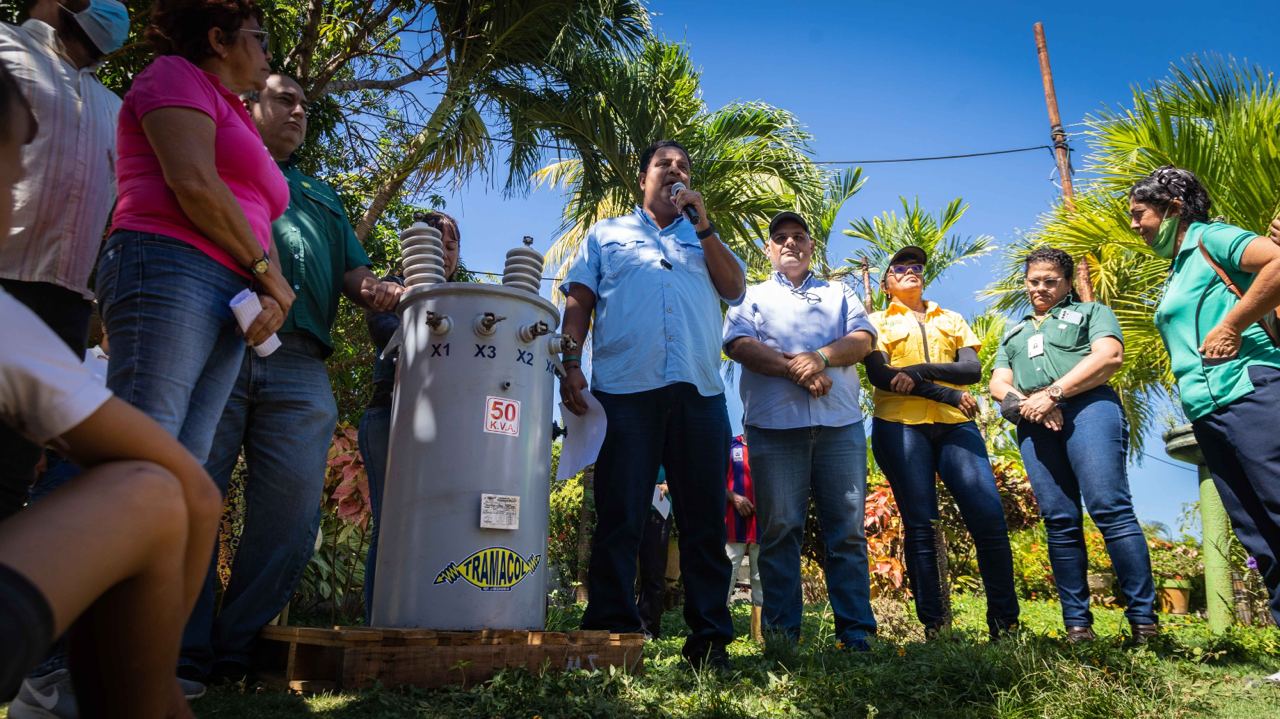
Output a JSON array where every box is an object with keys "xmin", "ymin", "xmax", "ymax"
[{"xmin": 767, "ymin": 211, "xmax": 810, "ymax": 238}]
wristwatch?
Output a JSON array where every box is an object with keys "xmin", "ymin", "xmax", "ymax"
[
  {"xmin": 1047, "ymin": 383, "xmax": 1065, "ymax": 401},
  {"xmin": 695, "ymin": 222, "xmax": 717, "ymax": 240},
  {"xmin": 250, "ymin": 254, "xmax": 270, "ymax": 276}
]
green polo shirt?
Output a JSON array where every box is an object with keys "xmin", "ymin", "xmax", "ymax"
[
  {"xmin": 273, "ymin": 162, "xmax": 371, "ymax": 352},
  {"xmin": 995, "ymin": 297, "xmax": 1123, "ymax": 395},
  {"xmin": 1154, "ymin": 221, "xmax": 1280, "ymax": 421}
]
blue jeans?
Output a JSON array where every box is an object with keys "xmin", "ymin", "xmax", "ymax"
[
  {"xmin": 1192, "ymin": 365, "xmax": 1280, "ymax": 626},
  {"xmin": 1017, "ymin": 386, "xmax": 1156, "ymax": 627},
  {"xmin": 358, "ymin": 404, "xmax": 392, "ymax": 623},
  {"xmin": 872, "ymin": 419, "xmax": 1020, "ymax": 632},
  {"xmin": 180, "ymin": 334, "xmax": 338, "ymax": 674},
  {"xmin": 746, "ymin": 423, "xmax": 876, "ymax": 645},
  {"xmin": 97, "ymin": 231, "xmax": 250, "ymax": 465},
  {"xmin": 581, "ymin": 383, "xmax": 735, "ymax": 651}
]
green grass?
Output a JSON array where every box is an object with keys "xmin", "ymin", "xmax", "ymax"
[{"xmin": 5, "ymin": 598, "xmax": 1278, "ymax": 718}]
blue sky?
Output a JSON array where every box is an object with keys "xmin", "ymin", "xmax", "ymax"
[{"xmin": 429, "ymin": 0, "xmax": 1275, "ymax": 534}]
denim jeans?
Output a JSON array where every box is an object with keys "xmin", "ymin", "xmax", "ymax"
[
  {"xmin": 746, "ymin": 423, "xmax": 876, "ymax": 645},
  {"xmin": 581, "ymin": 383, "xmax": 735, "ymax": 651},
  {"xmin": 0, "ymin": 280, "xmax": 92, "ymax": 519},
  {"xmin": 1192, "ymin": 365, "xmax": 1280, "ymax": 626},
  {"xmin": 358, "ymin": 404, "xmax": 392, "ymax": 623},
  {"xmin": 872, "ymin": 419, "xmax": 1020, "ymax": 632},
  {"xmin": 180, "ymin": 333, "xmax": 338, "ymax": 674},
  {"xmin": 1017, "ymin": 386, "xmax": 1156, "ymax": 627},
  {"xmin": 97, "ymin": 231, "xmax": 251, "ymax": 466}
]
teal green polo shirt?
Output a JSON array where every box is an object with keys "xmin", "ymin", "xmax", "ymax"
[
  {"xmin": 1155, "ymin": 221, "xmax": 1280, "ymax": 421},
  {"xmin": 273, "ymin": 162, "xmax": 371, "ymax": 352},
  {"xmin": 995, "ymin": 297, "xmax": 1123, "ymax": 395}
]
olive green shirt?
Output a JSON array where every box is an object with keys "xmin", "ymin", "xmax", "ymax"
[
  {"xmin": 273, "ymin": 162, "xmax": 371, "ymax": 352},
  {"xmin": 995, "ymin": 297, "xmax": 1123, "ymax": 395},
  {"xmin": 1154, "ymin": 221, "xmax": 1280, "ymax": 422}
]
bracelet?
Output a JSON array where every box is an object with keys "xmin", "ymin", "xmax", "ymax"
[
  {"xmin": 816, "ymin": 349, "xmax": 830, "ymax": 367},
  {"xmin": 561, "ymin": 355, "xmax": 581, "ymax": 363},
  {"xmin": 696, "ymin": 222, "xmax": 717, "ymax": 240}
]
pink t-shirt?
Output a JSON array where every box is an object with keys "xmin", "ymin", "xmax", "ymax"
[{"xmin": 111, "ymin": 55, "xmax": 289, "ymax": 277}]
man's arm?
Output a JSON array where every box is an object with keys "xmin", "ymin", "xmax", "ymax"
[
  {"xmin": 343, "ymin": 265, "xmax": 404, "ymax": 312},
  {"xmin": 786, "ymin": 330, "xmax": 875, "ymax": 387},
  {"xmin": 725, "ymin": 336, "xmax": 791, "ymax": 377},
  {"xmin": 558, "ymin": 284, "xmax": 597, "ymax": 416}
]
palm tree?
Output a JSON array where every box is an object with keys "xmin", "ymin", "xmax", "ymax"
[
  {"xmin": 983, "ymin": 55, "xmax": 1280, "ymax": 445},
  {"xmin": 841, "ymin": 197, "xmax": 996, "ymax": 312},
  {"xmin": 494, "ymin": 41, "xmax": 853, "ymax": 278}
]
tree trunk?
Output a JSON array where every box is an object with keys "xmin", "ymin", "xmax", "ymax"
[
  {"xmin": 574, "ymin": 464, "xmax": 595, "ymax": 604},
  {"xmin": 355, "ymin": 170, "xmax": 411, "ymax": 242}
]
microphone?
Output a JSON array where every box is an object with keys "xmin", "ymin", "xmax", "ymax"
[{"xmin": 669, "ymin": 182, "xmax": 700, "ymax": 225}]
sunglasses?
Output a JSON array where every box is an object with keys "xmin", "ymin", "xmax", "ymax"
[
  {"xmin": 889, "ymin": 264, "xmax": 924, "ymax": 276},
  {"xmin": 240, "ymin": 28, "xmax": 270, "ymax": 54}
]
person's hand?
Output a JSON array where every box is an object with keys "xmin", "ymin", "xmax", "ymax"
[
  {"xmin": 657, "ymin": 482, "xmax": 669, "ymax": 498},
  {"xmin": 258, "ymin": 266, "xmax": 296, "ymax": 319},
  {"xmin": 787, "ymin": 351, "xmax": 826, "ymax": 386},
  {"xmin": 1042, "ymin": 406, "xmax": 1064, "ymax": 432},
  {"xmin": 1019, "ymin": 391, "xmax": 1058, "ymax": 423},
  {"xmin": 559, "ymin": 365, "xmax": 589, "ymax": 416},
  {"xmin": 1200, "ymin": 323, "xmax": 1242, "ymax": 360},
  {"xmin": 672, "ymin": 184, "xmax": 709, "ymax": 232},
  {"xmin": 806, "ymin": 373, "xmax": 833, "ymax": 398},
  {"xmin": 956, "ymin": 392, "xmax": 979, "ymax": 419},
  {"xmin": 244, "ymin": 294, "xmax": 284, "ymax": 346},
  {"xmin": 1268, "ymin": 216, "xmax": 1280, "ymax": 245},
  {"xmin": 730, "ymin": 492, "xmax": 755, "ymax": 517},
  {"xmin": 363, "ymin": 280, "xmax": 404, "ymax": 312},
  {"xmin": 890, "ymin": 371, "xmax": 916, "ymax": 394}
]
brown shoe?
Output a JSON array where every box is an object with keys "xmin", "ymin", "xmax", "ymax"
[
  {"xmin": 1066, "ymin": 626, "xmax": 1096, "ymax": 644},
  {"xmin": 1127, "ymin": 622, "xmax": 1159, "ymax": 646}
]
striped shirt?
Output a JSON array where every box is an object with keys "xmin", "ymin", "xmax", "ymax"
[{"xmin": 0, "ymin": 20, "xmax": 121, "ymax": 298}]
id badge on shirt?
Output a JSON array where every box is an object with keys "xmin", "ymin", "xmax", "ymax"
[
  {"xmin": 1058, "ymin": 309, "xmax": 1084, "ymax": 325},
  {"xmin": 1028, "ymin": 333, "xmax": 1045, "ymax": 358}
]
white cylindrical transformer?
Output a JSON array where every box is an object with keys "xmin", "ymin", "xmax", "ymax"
[{"xmin": 371, "ymin": 240, "xmax": 569, "ymax": 630}]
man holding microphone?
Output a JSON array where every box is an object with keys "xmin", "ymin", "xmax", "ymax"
[{"xmin": 559, "ymin": 140, "xmax": 746, "ymax": 669}]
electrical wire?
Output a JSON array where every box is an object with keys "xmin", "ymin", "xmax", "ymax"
[{"xmin": 1141, "ymin": 451, "xmax": 1197, "ymax": 473}]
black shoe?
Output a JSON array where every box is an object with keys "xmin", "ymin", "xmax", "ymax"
[
  {"xmin": 1066, "ymin": 626, "xmax": 1097, "ymax": 644},
  {"xmin": 682, "ymin": 641, "xmax": 731, "ymax": 672},
  {"xmin": 1127, "ymin": 622, "xmax": 1159, "ymax": 646}
]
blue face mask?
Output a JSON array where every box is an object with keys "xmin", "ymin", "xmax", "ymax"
[{"xmin": 61, "ymin": 0, "xmax": 130, "ymax": 56}]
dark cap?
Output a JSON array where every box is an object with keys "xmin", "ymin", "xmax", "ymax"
[
  {"xmin": 767, "ymin": 211, "xmax": 810, "ymax": 238},
  {"xmin": 887, "ymin": 245, "xmax": 927, "ymax": 266}
]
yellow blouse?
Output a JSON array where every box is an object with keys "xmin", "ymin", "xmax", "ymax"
[{"xmin": 868, "ymin": 300, "xmax": 981, "ymax": 425}]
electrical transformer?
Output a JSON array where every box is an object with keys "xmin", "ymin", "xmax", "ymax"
[{"xmin": 370, "ymin": 219, "xmax": 575, "ymax": 630}]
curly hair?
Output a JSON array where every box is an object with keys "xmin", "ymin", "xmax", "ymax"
[
  {"xmin": 1128, "ymin": 165, "xmax": 1212, "ymax": 225},
  {"xmin": 145, "ymin": 0, "xmax": 262, "ymax": 62},
  {"xmin": 1024, "ymin": 247, "xmax": 1074, "ymax": 280}
]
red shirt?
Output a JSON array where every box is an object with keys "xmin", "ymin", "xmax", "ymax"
[{"xmin": 725, "ymin": 435, "xmax": 757, "ymax": 544}]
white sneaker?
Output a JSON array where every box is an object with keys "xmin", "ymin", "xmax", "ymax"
[
  {"xmin": 8, "ymin": 669, "xmax": 78, "ymax": 719},
  {"xmin": 1266, "ymin": 670, "xmax": 1280, "ymax": 684},
  {"xmin": 177, "ymin": 675, "xmax": 207, "ymax": 700}
]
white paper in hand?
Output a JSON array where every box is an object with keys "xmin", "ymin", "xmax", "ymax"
[
  {"xmin": 229, "ymin": 289, "xmax": 281, "ymax": 357},
  {"xmin": 651, "ymin": 485, "xmax": 671, "ymax": 519},
  {"xmin": 556, "ymin": 391, "xmax": 607, "ymax": 481}
]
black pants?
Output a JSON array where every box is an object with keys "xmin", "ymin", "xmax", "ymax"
[
  {"xmin": 580, "ymin": 383, "xmax": 734, "ymax": 650},
  {"xmin": 635, "ymin": 509, "xmax": 672, "ymax": 637},
  {"xmin": 0, "ymin": 280, "xmax": 92, "ymax": 520}
]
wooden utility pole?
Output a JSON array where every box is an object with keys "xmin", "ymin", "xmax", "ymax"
[
  {"xmin": 860, "ymin": 259, "xmax": 873, "ymax": 310},
  {"xmin": 1034, "ymin": 22, "xmax": 1095, "ymax": 302}
]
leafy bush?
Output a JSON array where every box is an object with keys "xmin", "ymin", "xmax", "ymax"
[{"xmin": 1147, "ymin": 536, "xmax": 1203, "ymax": 582}]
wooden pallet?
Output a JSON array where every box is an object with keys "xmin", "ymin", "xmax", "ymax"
[{"xmin": 255, "ymin": 626, "xmax": 646, "ymax": 693}]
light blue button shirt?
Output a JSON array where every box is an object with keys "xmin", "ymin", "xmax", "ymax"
[
  {"xmin": 560, "ymin": 207, "xmax": 746, "ymax": 397},
  {"xmin": 723, "ymin": 272, "xmax": 876, "ymax": 429}
]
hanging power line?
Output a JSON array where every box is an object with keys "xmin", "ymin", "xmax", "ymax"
[
  {"xmin": 338, "ymin": 104, "xmax": 1057, "ymax": 167},
  {"xmin": 1141, "ymin": 451, "xmax": 1197, "ymax": 473}
]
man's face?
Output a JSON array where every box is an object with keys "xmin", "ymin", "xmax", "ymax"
[
  {"xmin": 638, "ymin": 146, "xmax": 691, "ymax": 211},
  {"xmin": 0, "ymin": 105, "xmax": 33, "ymax": 237},
  {"xmin": 766, "ymin": 220, "xmax": 813, "ymax": 274},
  {"xmin": 252, "ymin": 74, "xmax": 307, "ymax": 159}
]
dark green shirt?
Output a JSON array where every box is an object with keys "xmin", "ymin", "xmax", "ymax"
[
  {"xmin": 995, "ymin": 297, "xmax": 1123, "ymax": 395},
  {"xmin": 273, "ymin": 162, "xmax": 371, "ymax": 352}
]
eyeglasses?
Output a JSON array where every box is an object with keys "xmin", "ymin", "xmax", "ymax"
[
  {"xmin": 790, "ymin": 287, "xmax": 821, "ymax": 305},
  {"xmin": 770, "ymin": 232, "xmax": 810, "ymax": 244},
  {"xmin": 241, "ymin": 28, "xmax": 270, "ymax": 54},
  {"xmin": 1024, "ymin": 277, "xmax": 1066, "ymax": 289},
  {"xmin": 888, "ymin": 264, "xmax": 924, "ymax": 276}
]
